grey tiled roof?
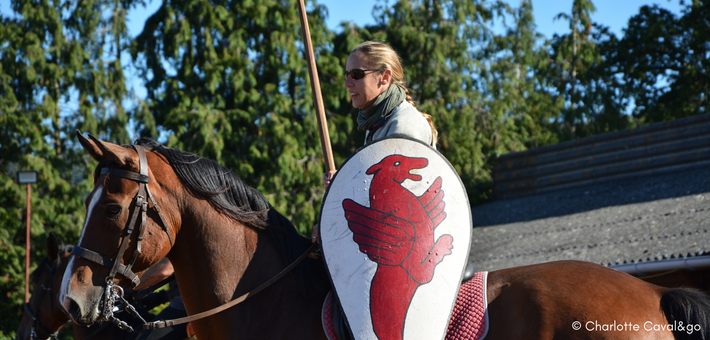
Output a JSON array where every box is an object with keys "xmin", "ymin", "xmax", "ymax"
[{"xmin": 469, "ymin": 166, "xmax": 710, "ymax": 272}]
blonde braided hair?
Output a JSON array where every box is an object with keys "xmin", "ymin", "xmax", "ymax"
[{"xmin": 351, "ymin": 41, "xmax": 438, "ymax": 144}]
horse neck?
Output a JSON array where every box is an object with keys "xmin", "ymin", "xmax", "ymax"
[
  {"xmin": 169, "ymin": 198, "xmax": 261, "ymax": 304},
  {"xmin": 169, "ymin": 199, "xmax": 330, "ymax": 339}
]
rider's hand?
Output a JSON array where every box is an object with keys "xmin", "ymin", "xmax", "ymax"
[
  {"xmin": 311, "ymin": 223, "xmax": 320, "ymax": 244},
  {"xmin": 322, "ymin": 170, "xmax": 337, "ymax": 188}
]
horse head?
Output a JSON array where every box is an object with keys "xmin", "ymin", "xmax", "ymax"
[
  {"xmin": 60, "ymin": 132, "xmax": 178, "ymax": 325},
  {"xmin": 61, "ymin": 132, "xmax": 330, "ymax": 339},
  {"xmin": 18, "ymin": 234, "xmax": 71, "ymax": 340}
]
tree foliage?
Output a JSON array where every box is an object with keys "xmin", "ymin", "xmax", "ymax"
[
  {"xmin": 611, "ymin": 0, "xmax": 709, "ymax": 123},
  {"xmin": 130, "ymin": 0, "xmax": 336, "ymax": 234},
  {"xmin": 478, "ymin": 0, "xmax": 562, "ymax": 168},
  {"xmin": 0, "ymin": 0, "xmax": 137, "ymax": 335}
]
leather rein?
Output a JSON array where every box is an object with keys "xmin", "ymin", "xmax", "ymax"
[{"xmin": 70, "ymin": 144, "xmax": 317, "ymax": 332}]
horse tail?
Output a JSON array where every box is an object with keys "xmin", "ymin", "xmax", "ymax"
[{"xmin": 660, "ymin": 287, "xmax": 710, "ymax": 340}]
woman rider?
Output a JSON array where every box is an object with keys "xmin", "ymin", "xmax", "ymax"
[
  {"xmin": 322, "ymin": 41, "xmax": 438, "ymax": 188},
  {"xmin": 315, "ymin": 41, "xmax": 454, "ymax": 339}
]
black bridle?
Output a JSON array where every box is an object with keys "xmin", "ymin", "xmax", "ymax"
[
  {"xmin": 69, "ymin": 142, "xmax": 318, "ymax": 332},
  {"xmin": 69, "ymin": 145, "xmax": 174, "ymax": 326},
  {"xmin": 24, "ymin": 261, "xmax": 62, "ymax": 340}
]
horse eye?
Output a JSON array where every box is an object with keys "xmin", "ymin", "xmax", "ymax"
[
  {"xmin": 106, "ymin": 205, "xmax": 122, "ymax": 217},
  {"xmin": 394, "ymin": 161, "xmax": 401, "ymax": 166}
]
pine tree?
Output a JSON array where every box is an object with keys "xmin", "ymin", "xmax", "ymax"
[
  {"xmin": 130, "ymin": 0, "xmax": 335, "ymax": 234},
  {"xmin": 0, "ymin": 0, "xmax": 135, "ymax": 333},
  {"xmin": 480, "ymin": 0, "xmax": 561, "ymax": 150},
  {"xmin": 549, "ymin": 0, "xmax": 600, "ymax": 139},
  {"xmin": 612, "ymin": 0, "xmax": 709, "ymax": 123}
]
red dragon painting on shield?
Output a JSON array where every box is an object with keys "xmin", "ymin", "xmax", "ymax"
[{"xmin": 342, "ymin": 154, "xmax": 453, "ymax": 340}]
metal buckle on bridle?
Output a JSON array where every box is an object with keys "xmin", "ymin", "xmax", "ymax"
[
  {"xmin": 102, "ymin": 277, "xmax": 148, "ymax": 333},
  {"xmin": 102, "ymin": 277, "xmax": 124, "ymax": 321},
  {"xmin": 28, "ymin": 327, "xmax": 57, "ymax": 340}
]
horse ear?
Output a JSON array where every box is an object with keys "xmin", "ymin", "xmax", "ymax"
[
  {"xmin": 76, "ymin": 130, "xmax": 139, "ymax": 171},
  {"xmin": 76, "ymin": 130, "xmax": 104, "ymax": 161},
  {"xmin": 47, "ymin": 233, "xmax": 59, "ymax": 263}
]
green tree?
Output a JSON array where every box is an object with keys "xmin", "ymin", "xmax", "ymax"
[
  {"xmin": 612, "ymin": 0, "xmax": 709, "ymax": 123},
  {"xmin": 0, "ymin": 1, "xmax": 84, "ymax": 334},
  {"xmin": 479, "ymin": 0, "xmax": 561, "ymax": 150},
  {"xmin": 548, "ymin": 0, "xmax": 601, "ymax": 139},
  {"xmin": 544, "ymin": 0, "xmax": 635, "ymax": 139},
  {"xmin": 130, "ymin": 0, "xmax": 336, "ymax": 234},
  {"xmin": 0, "ymin": 0, "xmax": 136, "ymax": 334}
]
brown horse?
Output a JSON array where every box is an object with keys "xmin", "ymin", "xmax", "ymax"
[
  {"xmin": 18, "ymin": 234, "xmax": 151, "ymax": 340},
  {"xmin": 60, "ymin": 132, "xmax": 710, "ymax": 340},
  {"xmin": 18, "ymin": 234, "xmax": 71, "ymax": 340}
]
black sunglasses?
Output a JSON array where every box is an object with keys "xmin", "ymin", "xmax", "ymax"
[{"xmin": 344, "ymin": 68, "xmax": 383, "ymax": 80}]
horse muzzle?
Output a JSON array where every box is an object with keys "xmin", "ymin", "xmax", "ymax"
[
  {"xmin": 59, "ymin": 259, "xmax": 105, "ymax": 325},
  {"xmin": 62, "ymin": 292, "xmax": 104, "ymax": 325}
]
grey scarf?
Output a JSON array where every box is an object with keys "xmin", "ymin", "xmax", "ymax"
[{"xmin": 357, "ymin": 85, "xmax": 406, "ymax": 131}]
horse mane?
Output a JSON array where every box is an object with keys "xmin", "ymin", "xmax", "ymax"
[
  {"xmin": 134, "ymin": 138, "xmax": 270, "ymax": 227},
  {"xmin": 127, "ymin": 138, "xmax": 328, "ymax": 296}
]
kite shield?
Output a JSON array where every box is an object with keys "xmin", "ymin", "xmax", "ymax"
[{"xmin": 320, "ymin": 137, "xmax": 473, "ymax": 340}]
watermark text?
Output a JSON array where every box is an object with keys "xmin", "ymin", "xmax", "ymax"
[{"xmin": 572, "ymin": 320, "xmax": 702, "ymax": 335}]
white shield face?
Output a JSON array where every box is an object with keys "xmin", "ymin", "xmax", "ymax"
[{"xmin": 320, "ymin": 137, "xmax": 472, "ymax": 340}]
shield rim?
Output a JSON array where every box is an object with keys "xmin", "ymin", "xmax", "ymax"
[{"xmin": 318, "ymin": 135, "xmax": 473, "ymax": 340}]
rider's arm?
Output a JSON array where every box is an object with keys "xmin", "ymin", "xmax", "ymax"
[{"xmin": 133, "ymin": 257, "xmax": 174, "ymax": 291}]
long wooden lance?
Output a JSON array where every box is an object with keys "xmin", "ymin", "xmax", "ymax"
[{"xmin": 296, "ymin": 0, "xmax": 336, "ymax": 173}]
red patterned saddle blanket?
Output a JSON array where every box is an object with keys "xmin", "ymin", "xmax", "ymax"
[
  {"xmin": 446, "ymin": 271, "xmax": 489, "ymax": 340},
  {"xmin": 322, "ymin": 271, "xmax": 489, "ymax": 340}
]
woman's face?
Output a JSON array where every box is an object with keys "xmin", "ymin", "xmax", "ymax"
[{"xmin": 345, "ymin": 52, "xmax": 390, "ymax": 109}]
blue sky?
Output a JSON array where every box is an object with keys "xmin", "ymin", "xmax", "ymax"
[{"xmin": 317, "ymin": 0, "xmax": 684, "ymax": 39}]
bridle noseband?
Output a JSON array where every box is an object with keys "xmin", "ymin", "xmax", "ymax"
[
  {"xmin": 24, "ymin": 261, "xmax": 62, "ymax": 340},
  {"xmin": 70, "ymin": 145, "xmax": 174, "ymax": 325}
]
